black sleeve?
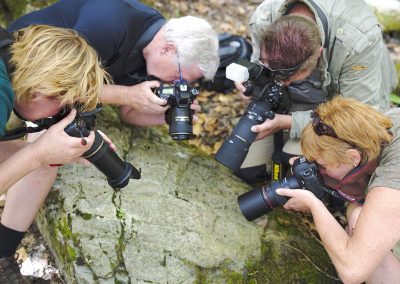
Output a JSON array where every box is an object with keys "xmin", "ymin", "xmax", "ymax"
[
  {"xmin": 8, "ymin": 0, "xmax": 128, "ymax": 66},
  {"xmin": 72, "ymin": 2, "xmax": 128, "ymax": 66}
]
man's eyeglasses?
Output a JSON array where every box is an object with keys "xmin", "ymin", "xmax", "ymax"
[
  {"xmin": 257, "ymin": 57, "xmax": 306, "ymax": 79},
  {"xmin": 311, "ymin": 110, "xmax": 357, "ymax": 148}
]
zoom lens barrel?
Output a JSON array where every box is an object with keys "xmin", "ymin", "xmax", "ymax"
[
  {"xmin": 168, "ymin": 107, "xmax": 193, "ymax": 140},
  {"xmin": 238, "ymin": 176, "xmax": 300, "ymax": 221},
  {"xmin": 215, "ymin": 99, "xmax": 273, "ymax": 171},
  {"xmin": 83, "ymin": 131, "xmax": 141, "ymax": 188},
  {"xmin": 214, "ymin": 115, "xmax": 257, "ymax": 171}
]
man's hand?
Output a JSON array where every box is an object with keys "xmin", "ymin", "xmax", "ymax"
[
  {"xmin": 33, "ymin": 109, "xmax": 95, "ymax": 166},
  {"xmin": 234, "ymin": 81, "xmax": 252, "ymax": 101},
  {"xmin": 190, "ymin": 99, "xmax": 202, "ymax": 122},
  {"xmin": 251, "ymin": 113, "xmax": 292, "ymax": 140},
  {"xmin": 126, "ymin": 80, "xmax": 169, "ymax": 114}
]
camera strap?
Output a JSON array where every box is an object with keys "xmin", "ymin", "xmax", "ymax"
[
  {"xmin": 0, "ymin": 116, "xmax": 56, "ymax": 141},
  {"xmin": 320, "ymin": 160, "xmax": 380, "ymax": 205},
  {"xmin": 0, "ymin": 124, "xmax": 47, "ymax": 141}
]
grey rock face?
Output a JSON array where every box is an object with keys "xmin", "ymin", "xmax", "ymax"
[
  {"xmin": 36, "ymin": 106, "xmax": 338, "ymax": 284},
  {"xmin": 36, "ymin": 107, "xmax": 262, "ymax": 283}
]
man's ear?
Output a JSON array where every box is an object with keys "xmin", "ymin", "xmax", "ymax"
[
  {"xmin": 161, "ymin": 42, "xmax": 177, "ymax": 55},
  {"xmin": 346, "ymin": 149, "xmax": 361, "ymax": 167}
]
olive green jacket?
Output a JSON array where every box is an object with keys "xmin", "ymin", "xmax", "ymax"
[{"xmin": 249, "ymin": 0, "xmax": 398, "ymax": 138}]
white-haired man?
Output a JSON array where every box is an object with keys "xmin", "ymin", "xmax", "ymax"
[{"xmin": 9, "ymin": 0, "xmax": 220, "ymax": 126}]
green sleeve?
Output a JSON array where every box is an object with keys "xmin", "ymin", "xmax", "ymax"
[{"xmin": 0, "ymin": 58, "xmax": 15, "ymax": 136}]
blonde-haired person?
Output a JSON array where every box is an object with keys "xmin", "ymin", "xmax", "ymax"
[
  {"xmin": 0, "ymin": 24, "xmax": 112, "ymax": 279},
  {"xmin": 9, "ymin": 0, "xmax": 220, "ymax": 126},
  {"xmin": 11, "ymin": 24, "xmax": 111, "ymax": 119},
  {"xmin": 276, "ymin": 97, "xmax": 400, "ymax": 284}
]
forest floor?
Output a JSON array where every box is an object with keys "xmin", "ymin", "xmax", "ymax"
[{"xmin": 1, "ymin": 0, "xmax": 399, "ymax": 283}]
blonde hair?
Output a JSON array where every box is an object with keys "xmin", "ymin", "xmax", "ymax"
[
  {"xmin": 10, "ymin": 25, "xmax": 111, "ymax": 111},
  {"xmin": 301, "ymin": 96, "xmax": 393, "ymax": 165}
]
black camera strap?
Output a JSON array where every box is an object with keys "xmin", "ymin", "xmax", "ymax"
[
  {"xmin": 0, "ymin": 125, "xmax": 44, "ymax": 141},
  {"xmin": 0, "ymin": 115, "xmax": 59, "ymax": 141},
  {"xmin": 316, "ymin": 184, "xmax": 362, "ymax": 204}
]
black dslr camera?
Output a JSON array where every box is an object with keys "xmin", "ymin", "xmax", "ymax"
[
  {"xmin": 214, "ymin": 60, "xmax": 287, "ymax": 171},
  {"xmin": 155, "ymin": 80, "xmax": 199, "ymax": 140},
  {"xmin": 238, "ymin": 156, "xmax": 330, "ymax": 221},
  {"xmin": 33, "ymin": 105, "xmax": 141, "ymax": 189}
]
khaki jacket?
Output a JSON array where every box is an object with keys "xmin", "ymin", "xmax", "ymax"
[{"xmin": 250, "ymin": 0, "xmax": 398, "ymax": 138}]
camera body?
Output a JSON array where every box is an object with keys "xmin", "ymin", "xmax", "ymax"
[
  {"xmin": 214, "ymin": 60, "xmax": 286, "ymax": 171},
  {"xmin": 238, "ymin": 156, "xmax": 328, "ymax": 221},
  {"xmin": 63, "ymin": 107, "xmax": 97, "ymax": 138},
  {"xmin": 155, "ymin": 80, "xmax": 199, "ymax": 140}
]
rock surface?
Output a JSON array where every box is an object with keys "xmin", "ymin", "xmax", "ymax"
[{"xmin": 35, "ymin": 106, "xmax": 338, "ymax": 283}]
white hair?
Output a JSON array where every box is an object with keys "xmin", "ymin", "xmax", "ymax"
[{"xmin": 163, "ymin": 16, "xmax": 219, "ymax": 80}]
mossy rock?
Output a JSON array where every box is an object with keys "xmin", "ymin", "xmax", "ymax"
[{"xmin": 35, "ymin": 106, "xmax": 338, "ymax": 283}]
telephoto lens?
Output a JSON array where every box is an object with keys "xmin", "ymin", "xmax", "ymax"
[
  {"xmin": 83, "ymin": 131, "xmax": 141, "ymax": 188},
  {"xmin": 214, "ymin": 99, "xmax": 275, "ymax": 171}
]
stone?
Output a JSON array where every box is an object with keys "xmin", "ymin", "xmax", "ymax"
[{"xmin": 35, "ymin": 106, "xmax": 338, "ymax": 283}]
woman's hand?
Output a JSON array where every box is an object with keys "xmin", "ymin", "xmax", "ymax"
[
  {"xmin": 97, "ymin": 130, "xmax": 117, "ymax": 152},
  {"xmin": 33, "ymin": 109, "xmax": 95, "ymax": 166},
  {"xmin": 276, "ymin": 188, "xmax": 321, "ymax": 213}
]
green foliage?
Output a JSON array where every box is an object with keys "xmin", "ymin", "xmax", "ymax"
[
  {"xmin": 1, "ymin": 0, "xmax": 56, "ymax": 24},
  {"xmin": 390, "ymin": 94, "xmax": 400, "ymax": 106}
]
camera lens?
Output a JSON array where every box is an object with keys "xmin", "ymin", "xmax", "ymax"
[
  {"xmin": 168, "ymin": 107, "xmax": 193, "ymax": 140},
  {"xmin": 238, "ymin": 176, "xmax": 299, "ymax": 221},
  {"xmin": 215, "ymin": 99, "xmax": 273, "ymax": 171},
  {"xmin": 214, "ymin": 115, "xmax": 257, "ymax": 171},
  {"xmin": 83, "ymin": 131, "xmax": 141, "ymax": 188}
]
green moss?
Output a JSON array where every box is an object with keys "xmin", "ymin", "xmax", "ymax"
[
  {"xmin": 73, "ymin": 209, "xmax": 93, "ymax": 221},
  {"xmin": 223, "ymin": 269, "xmax": 245, "ymax": 284},
  {"xmin": 66, "ymin": 245, "xmax": 77, "ymax": 261},
  {"xmin": 59, "ymin": 215, "xmax": 72, "ymax": 239},
  {"xmin": 237, "ymin": 211, "xmax": 339, "ymax": 284},
  {"xmin": 194, "ymin": 267, "xmax": 209, "ymax": 284}
]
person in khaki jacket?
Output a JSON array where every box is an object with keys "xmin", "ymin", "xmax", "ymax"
[{"xmin": 235, "ymin": 0, "xmax": 398, "ymax": 182}]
